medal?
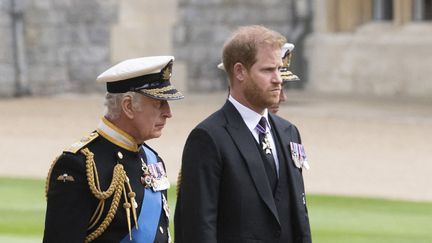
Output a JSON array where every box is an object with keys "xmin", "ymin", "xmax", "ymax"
[
  {"xmin": 262, "ymin": 134, "xmax": 272, "ymax": 154},
  {"xmin": 298, "ymin": 144, "xmax": 310, "ymax": 170},
  {"xmin": 290, "ymin": 142, "xmax": 310, "ymax": 170},
  {"xmin": 140, "ymin": 153, "xmax": 170, "ymax": 191},
  {"xmin": 290, "ymin": 142, "xmax": 301, "ymax": 168},
  {"xmin": 149, "ymin": 162, "xmax": 170, "ymax": 191},
  {"xmin": 140, "ymin": 158, "xmax": 153, "ymax": 188}
]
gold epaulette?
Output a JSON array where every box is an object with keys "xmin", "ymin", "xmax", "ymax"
[
  {"xmin": 176, "ymin": 169, "xmax": 182, "ymax": 195},
  {"xmin": 64, "ymin": 132, "xmax": 99, "ymax": 154}
]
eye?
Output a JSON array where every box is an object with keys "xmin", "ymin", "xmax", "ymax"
[
  {"xmin": 154, "ymin": 100, "xmax": 163, "ymax": 108},
  {"xmin": 157, "ymin": 100, "xmax": 169, "ymax": 109},
  {"xmin": 263, "ymin": 67, "xmax": 274, "ymax": 73}
]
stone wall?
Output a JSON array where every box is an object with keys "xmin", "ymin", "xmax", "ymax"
[
  {"xmin": 0, "ymin": 0, "xmax": 118, "ymax": 97},
  {"xmin": 306, "ymin": 0, "xmax": 432, "ymax": 98},
  {"xmin": 173, "ymin": 0, "xmax": 301, "ymax": 92},
  {"xmin": 110, "ymin": 0, "xmax": 186, "ymax": 93},
  {"xmin": 306, "ymin": 23, "xmax": 432, "ymax": 97},
  {"xmin": 1, "ymin": 0, "xmax": 311, "ymax": 96},
  {"xmin": 0, "ymin": 0, "xmax": 15, "ymax": 96}
]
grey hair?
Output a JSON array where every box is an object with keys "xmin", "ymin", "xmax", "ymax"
[{"xmin": 104, "ymin": 92, "xmax": 142, "ymax": 120}]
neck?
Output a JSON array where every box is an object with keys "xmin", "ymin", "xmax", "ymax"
[
  {"xmin": 230, "ymin": 91, "xmax": 265, "ymax": 115},
  {"xmin": 105, "ymin": 116, "xmax": 142, "ymax": 144}
]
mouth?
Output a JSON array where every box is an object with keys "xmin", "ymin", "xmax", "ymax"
[
  {"xmin": 270, "ymin": 104, "xmax": 279, "ymax": 109},
  {"xmin": 155, "ymin": 123, "xmax": 165, "ymax": 129},
  {"xmin": 271, "ymin": 90, "xmax": 281, "ymax": 96}
]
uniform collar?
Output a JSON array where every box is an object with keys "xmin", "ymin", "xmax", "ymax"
[{"xmin": 96, "ymin": 117, "xmax": 139, "ymax": 152}]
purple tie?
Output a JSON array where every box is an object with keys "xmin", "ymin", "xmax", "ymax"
[{"xmin": 256, "ymin": 117, "xmax": 278, "ymax": 190}]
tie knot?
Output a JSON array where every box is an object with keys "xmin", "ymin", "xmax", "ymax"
[{"xmin": 256, "ymin": 117, "xmax": 267, "ymax": 134}]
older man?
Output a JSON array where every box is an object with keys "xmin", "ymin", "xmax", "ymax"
[
  {"xmin": 43, "ymin": 56, "xmax": 183, "ymax": 243},
  {"xmin": 175, "ymin": 25, "xmax": 311, "ymax": 243}
]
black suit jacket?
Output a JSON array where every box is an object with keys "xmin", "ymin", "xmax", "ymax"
[{"xmin": 175, "ymin": 101, "xmax": 311, "ymax": 243}]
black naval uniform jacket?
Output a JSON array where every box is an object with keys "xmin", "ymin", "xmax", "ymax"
[
  {"xmin": 175, "ymin": 101, "xmax": 312, "ymax": 243},
  {"xmin": 43, "ymin": 132, "xmax": 169, "ymax": 243}
]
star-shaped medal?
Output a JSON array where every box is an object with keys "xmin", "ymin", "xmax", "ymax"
[{"xmin": 262, "ymin": 136, "xmax": 272, "ymax": 154}]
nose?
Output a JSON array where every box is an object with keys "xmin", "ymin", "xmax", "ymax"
[
  {"xmin": 274, "ymin": 70, "xmax": 283, "ymax": 84},
  {"xmin": 161, "ymin": 101, "xmax": 172, "ymax": 118}
]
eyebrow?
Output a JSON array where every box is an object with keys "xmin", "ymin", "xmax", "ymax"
[{"xmin": 260, "ymin": 64, "xmax": 280, "ymax": 71}]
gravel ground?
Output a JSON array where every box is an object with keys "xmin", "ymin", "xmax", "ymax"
[{"xmin": 1, "ymin": 91, "xmax": 431, "ymax": 201}]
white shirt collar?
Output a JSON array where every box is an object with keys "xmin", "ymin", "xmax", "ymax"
[{"xmin": 228, "ymin": 95, "xmax": 271, "ymax": 132}]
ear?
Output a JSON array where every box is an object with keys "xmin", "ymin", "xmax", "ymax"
[
  {"xmin": 233, "ymin": 62, "xmax": 246, "ymax": 83},
  {"xmin": 121, "ymin": 95, "xmax": 135, "ymax": 119}
]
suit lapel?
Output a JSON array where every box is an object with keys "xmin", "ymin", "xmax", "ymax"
[
  {"xmin": 222, "ymin": 102, "xmax": 280, "ymax": 225},
  {"xmin": 269, "ymin": 114, "xmax": 305, "ymax": 202}
]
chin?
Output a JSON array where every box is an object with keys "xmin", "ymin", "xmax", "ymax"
[
  {"xmin": 269, "ymin": 107, "xmax": 279, "ymax": 113},
  {"xmin": 142, "ymin": 133, "xmax": 161, "ymax": 142},
  {"xmin": 266, "ymin": 99, "xmax": 279, "ymax": 108},
  {"xmin": 152, "ymin": 132, "xmax": 162, "ymax": 139}
]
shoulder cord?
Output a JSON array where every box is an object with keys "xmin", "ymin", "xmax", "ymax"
[{"xmin": 81, "ymin": 148, "xmax": 138, "ymax": 243}]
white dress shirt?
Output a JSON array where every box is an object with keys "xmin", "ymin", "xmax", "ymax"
[{"xmin": 228, "ymin": 95, "xmax": 280, "ymax": 175}]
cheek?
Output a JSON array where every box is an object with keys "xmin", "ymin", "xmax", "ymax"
[
  {"xmin": 135, "ymin": 113, "xmax": 154, "ymax": 130},
  {"xmin": 144, "ymin": 116, "xmax": 157, "ymax": 128},
  {"xmin": 148, "ymin": 113, "xmax": 162, "ymax": 129},
  {"xmin": 136, "ymin": 118, "xmax": 150, "ymax": 133},
  {"xmin": 252, "ymin": 73, "xmax": 270, "ymax": 87},
  {"xmin": 139, "ymin": 108, "xmax": 158, "ymax": 123}
]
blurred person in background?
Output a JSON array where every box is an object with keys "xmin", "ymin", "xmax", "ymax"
[
  {"xmin": 43, "ymin": 56, "xmax": 183, "ymax": 243},
  {"xmin": 175, "ymin": 25, "xmax": 311, "ymax": 243},
  {"xmin": 268, "ymin": 43, "xmax": 300, "ymax": 114}
]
